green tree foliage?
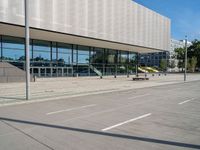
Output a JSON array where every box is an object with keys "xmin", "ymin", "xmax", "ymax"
[
  {"xmin": 188, "ymin": 57, "xmax": 198, "ymax": 72},
  {"xmin": 18, "ymin": 56, "xmax": 25, "ymax": 61},
  {"xmin": 188, "ymin": 40, "xmax": 200, "ymax": 68},
  {"xmin": 175, "ymin": 47, "xmax": 185, "ymax": 70},
  {"xmin": 160, "ymin": 59, "xmax": 167, "ymax": 71},
  {"xmin": 175, "ymin": 40, "xmax": 200, "ymax": 71}
]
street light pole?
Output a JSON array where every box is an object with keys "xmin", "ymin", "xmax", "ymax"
[
  {"xmin": 184, "ymin": 36, "xmax": 188, "ymax": 82},
  {"xmin": 25, "ymin": 0, "xmax": 30, "ymax": 100}
]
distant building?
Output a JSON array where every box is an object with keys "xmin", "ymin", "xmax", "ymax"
[
  {"xmin": 139, "ymin": 39, "xmax": 192, "ymax": 71},
  {"xmin": 169, "ymin": 39, "xmax": 192, "ymax": 71},
  {"xmin": 171, "ymin": 39, "xmax": 192, "ymax": 50}
]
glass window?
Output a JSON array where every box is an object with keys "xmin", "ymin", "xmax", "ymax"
[
  {"xmin": 73, "ymin": 45, "xmax": 78, "ymax": 64},
  {"xmin": 120, "ymin": 51, "xmax": 128, "ymax": 64},
  {"xmin": 33, "ymin": 40, "xmax": 51, "ymax": 62},
  {"xmin": 129, "ymin": 52, "xmax": 136, "ymax": 64},
  {"xmin": 91, "ymin": 47, "xmax": 104, "ymax": 64},
  {"xmin": 52, "ymin": 42, "xmax": 57, "ymax": 63},
  {"xmin": 57, "ymin": 43, "xmax": 72, "ymax": 65},
  {"xmin": 105, "ymin": 49, "xmax": 118, "ymax": 64},
  {"xmin": 77, "ymin": 45, "xmax": 90, "ymax": 64},
  {"xmin": 2, "ymin": 36, "xmax": 25, "ymax": 61}
]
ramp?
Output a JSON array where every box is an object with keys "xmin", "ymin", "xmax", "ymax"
[{"xmin": 0, "ymin": 62, "xmax": 32, "ymax": 83}]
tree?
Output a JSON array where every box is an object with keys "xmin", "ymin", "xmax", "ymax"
[
  {"xmin": 160, "ymin": 59, "xmax": 167, "ymax": 71},
  {"xmin": 188, "ymin": 40, "xmax": 200, "ymax": 68},
  {"xmin": 169, "ymin": 60, "xmax": 176, "ymax": 69},
  {"xmin": 175, "ymin": 47, "xmax": 185, "ymax": 70},
  {"xmin": 18, "ymin": 56, "xmax": 25, "ymax": 61},
  {"xmin": 187, "ymin": 59, "xmax": 191, "ymax": 72},
  {"xmin": 188, "ymin": 57, "xmax": 198, "ymax": 72},
  {"xmin": 174, "ymin": 40, "xmax": 200, "ymax": 72}
]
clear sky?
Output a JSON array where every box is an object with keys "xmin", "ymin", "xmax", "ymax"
[{"xmin": 134, "ymin": 0, "xmax": 200, "ymax": 41}]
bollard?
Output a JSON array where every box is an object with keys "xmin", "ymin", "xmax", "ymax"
[{"xmin": 33, "ymin": 75, "xmax": 36, "ymax": 82}]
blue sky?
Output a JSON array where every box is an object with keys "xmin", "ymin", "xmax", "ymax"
[{"xmin": 134, "ymin": 0, "xmax": 200, "ymax": 41}]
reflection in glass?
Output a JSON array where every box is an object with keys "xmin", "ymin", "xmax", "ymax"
[
  {"xmin": 120, "ymin": 51, "xmax": 129, "ymax": 64},
  {"xmin": 105, "ymin": 49, "xmax": 118, "ymax": 64},
  {"xmin": 2, "ymin": 36, "xmax": 25, "ymax": 61},
  {"xmin": 57, "ymin": 43, "xmax": 72, "ymax": 66},
  {"xmin": 91, "ymin": 47, "xmax": 104, "ymax": 64},
  {"xmin": 77, "ymin": 45, "xmax": 89, "ymax": 64},
  {"xmin": 0, "ymin": 35, "xmax": 137, "ymax": 77},
  {"xmin": 33, "ymin": 40, "xmax": 51, "ymax": 62},
  {"xmin": 129, "ymin": 52, "xmax": 136, "ymax": 64}
]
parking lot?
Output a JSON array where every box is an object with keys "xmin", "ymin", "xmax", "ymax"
[{"xmin": 0, "ymin": 80, "xmax": 200, "ymax": 150}]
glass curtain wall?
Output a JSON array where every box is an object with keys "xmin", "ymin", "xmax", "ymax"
[
  {"xmin": 57, "ymin": 43, "xmax": 72, "ymax": 67},
  {"xmin": 104, "ymin": 49, "xmax": 118, "ymax": 75},
  {"xmin": 75, "ymin": 45, "xmax": 90, "ymax": 76},
  {"xmin": 32, "ymin": 40, "xmax": 51, "ymax": 67},
  {"xmin": 0, "ymin": 35, "xmax": 137, "ymax": 77},
  {"xmin": 1, "ymin": 36, "xmax": 25, "ymax": 69},
  {"xmin": 118, "ymin": 51, "xmax": 129, "ymax": 75},
  {"xmin": 129, "ymin": 52, "xmax": 137, "ymax": 74},
  {"xmin": 90, "ymin": 47, "xmax": 105, "ymax": 76}
]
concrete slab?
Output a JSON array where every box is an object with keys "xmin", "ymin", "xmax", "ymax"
[
  {"xmin": 0, "ymin": 73, "xmax": 200, "ymax": 106},
  {"xmin": 0, "ymin": 81, "xmax": 199, "ymax": 149}
]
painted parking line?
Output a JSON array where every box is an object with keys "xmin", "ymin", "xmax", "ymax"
[
  {"xmin": 128, "ymin": 94, "xmax": 150, "ymax": 100},
  {"xmin": 178, "ymin": 98, "xmax": 194, "ymax": 105},
  {"xmin": 46, "ymin": 104, "xmax": 97, "ymax": 115},
  {"xmin": 102, "ymin": 113, "xmax": 152, "ymax": 132}
]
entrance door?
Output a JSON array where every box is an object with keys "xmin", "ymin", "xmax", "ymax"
[
  {"xmin": 46, "ymin": 68, "xmax": 51, "ymax": 77},
  {"xmin": 33, "ymin": 68, "xmax": 39, "ymax": 77},
  {"xmin": 52, "ymin": 68, "xmax": 57, "ymax": 77},
  {"xmin": 40, "ymin": 68, "xmax": 45, "ymax": 77},
  {"xmin": 31, "ymin": 67, "xmax": 73, "ymax": 77},
  {"xmin": 57, "ymin": 68, "xmax": 63, "ymax": 77}
]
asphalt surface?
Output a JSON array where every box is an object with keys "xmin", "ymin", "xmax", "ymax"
[{"xmin": 0, "ymin": 81, "xmax": 200, "ymax": 150}]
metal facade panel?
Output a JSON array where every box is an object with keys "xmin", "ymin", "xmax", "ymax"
[{"xmin": 0, "ymin": 0, "xmax": 171, "ymax": 51}]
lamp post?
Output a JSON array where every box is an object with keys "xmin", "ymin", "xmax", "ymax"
[
  {"xmin": 184, "ymin": 36, "xmax": 188, "ymax": 82},
  {"xmin": 25, "ymin": 0, "xmax": 30, "ymax": 100}
]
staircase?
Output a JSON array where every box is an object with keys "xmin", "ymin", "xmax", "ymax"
[
  {"xmin": 0, "ymin": 62, "xmax": 32, "ymax": 83},
  {"xmin": 138, "ymin": 67, "xmax": 148, "ymax": 73},
  {"xmin": 89, "ymin": 65, "xmax": 103, "ymax": 77}
]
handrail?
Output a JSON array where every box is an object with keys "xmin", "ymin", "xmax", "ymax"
[{"xmin": 89, "ymin": 65, "xmax": 102, "ymax": 77}]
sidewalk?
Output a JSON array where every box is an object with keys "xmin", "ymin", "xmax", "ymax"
[{"xmin": 0, "ymin": 73, "xmax": 200, "ymax": 107}]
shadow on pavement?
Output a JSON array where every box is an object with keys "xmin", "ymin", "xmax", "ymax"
[
  {"xmin": 0, "ymin": 97, "xmax": 25, "ymax": 101},
  {"xmin": 0, "ymin": 117, "xmax": 199, "ymax": 149}
]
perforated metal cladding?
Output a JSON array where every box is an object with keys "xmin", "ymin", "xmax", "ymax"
[{"xmin": 0, "ymin": 0, "xmax": 171, "ymax": 51}]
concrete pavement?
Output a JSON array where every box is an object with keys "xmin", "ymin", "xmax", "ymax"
[
  {"xmin": 0, "ymin": 80, "xmax": 199, "ymax": 150},
  {"xmin": 0, "ymin": 73, "xmax": 200, "ymax": 106}
]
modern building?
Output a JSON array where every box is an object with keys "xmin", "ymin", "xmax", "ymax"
[
  {"xmin": 139, "ymin": 39, "xmax": 193, "ymax": 70},
  {"xmin": 139, "ymin": 51, "xmax": 169, "ymax": 68},
  {"xmin": 0, "ymin": 0, "xmax": 170, "ymax": 81}
]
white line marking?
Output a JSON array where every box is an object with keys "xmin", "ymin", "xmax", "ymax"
[
  {"xmin": 178, "ymin": 98, "xmax": 194, "ymax": 105},
  {"xmin": 46, "ymin": 104, "xmax": 97, "ymax": 115},
  {"xmin": 128, "ymin": 94, "xmax": 150, "ymax": 99},
  {"xmin": 102, "ymin": 113, "xmax": 152, "ymax": 132}
]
